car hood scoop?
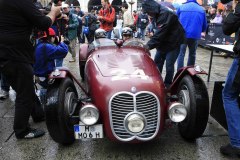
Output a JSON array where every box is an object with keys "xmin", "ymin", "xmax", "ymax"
[{"xmin": 92, "ymin": 48, "xmax": 153, "ymax": 77}]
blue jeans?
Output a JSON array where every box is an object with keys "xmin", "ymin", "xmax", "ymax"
[
  {"xmin": 138, "ymin": 28, "xmax": 146, "ymax": 41},
  {"xmin": 0, "ymin": 73, "xmax": 10, "ymax": 92},
  {"xmin": 222, "ymin": 58, "xmax": 240, "ymax": 148},
  {"xmin": 154, "ymin": 48, "xmax": 179, "ymax": 87},
  {"xmin": 177, "ymin": 38, "xmax": 198, "ymax": 70},
  {"xmin": 55, "ymin": 59, "xmax": 63, "ymax": 67},
  {"xmin": 106, "ymin": 30, "xmax": 112, "ymax": 39}
]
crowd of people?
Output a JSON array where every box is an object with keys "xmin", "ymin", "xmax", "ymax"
[{"xmin": 0, "ymin": 0, "xmax": 239, "ymax": 158}]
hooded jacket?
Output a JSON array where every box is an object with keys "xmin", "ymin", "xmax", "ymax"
[
  {"xmin": 34, "ymin": 40, "xmax": 68, "ymax": 77},
  {"xmin": 177, "ymin": 0, "xmax": 207, "ymax": 39},
  {"xmin": 98, "ymin": 4, "xmax": 115, "ymax": 32},
  {"xmin": 142, "ymin": 0, "xmax": 185, "ymax": 52}
]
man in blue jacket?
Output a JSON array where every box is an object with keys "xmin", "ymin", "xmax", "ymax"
[{"xmin": 177, "ymin": 0, "xmax": 207, "ymax": 70}]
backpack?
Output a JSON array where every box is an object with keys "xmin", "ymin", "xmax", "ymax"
[
  {"xmin": 109, "ymin": 7, "xmax": 117, "ymax": 27},
  {"xmin": 83, "ymin": 16, "xmax": 90, "ymax": 35}
]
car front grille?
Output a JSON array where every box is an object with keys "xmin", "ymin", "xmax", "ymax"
[{"xmin": 109, "ymin": 91, "xmax": 160, "ymax": 142}]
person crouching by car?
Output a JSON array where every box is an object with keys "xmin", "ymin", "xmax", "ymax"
[
  {"xmin": 142, "ymin": 0, "xmax": 185, "ymax": 88},
  {"xmin": 34, "ymin": 28, "xmax": 68, "ymax": 90}
]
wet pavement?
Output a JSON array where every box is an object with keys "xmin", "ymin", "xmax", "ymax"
[{"xmin": 0, "ymin": 42, "xmax": 236, "ymax": 160}]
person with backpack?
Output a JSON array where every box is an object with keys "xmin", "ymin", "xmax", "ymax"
[
  {"xmin": 62, "ymin": 3, "xmax": 79, "ymax": 62},
  {"xmin": 82, "ymin": 11, "xmax": 97, "ymax": 44},
  {"xmin": 97, "ymin": 0, "xmax": 116, "ymax": 39}
]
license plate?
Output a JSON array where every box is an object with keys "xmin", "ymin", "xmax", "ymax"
[{"xmin": 74, "ymin": 124, "xmax": 103, "ymax": 139}]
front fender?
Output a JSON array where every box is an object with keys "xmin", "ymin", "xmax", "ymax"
[
  {"xmin": 79, "ymin": 43, "xmax": 90, "ymax": 66},
  {"xmin": 48, "ymin": 68, "xmax": 88, "ymax": 95},
  {"xmin": 168, "ymin": 66, "xmax": 207, "ymax": 94},
  {"xmin": 49, "ymin": 68, "xmax": 69, "ymax": 79}
]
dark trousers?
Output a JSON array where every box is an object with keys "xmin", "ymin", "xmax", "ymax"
[
  {"xmin": 154, "ymin": 48, "xmax": 179, "ymax": 87},
  {"xmin": 0, "ymin": 60, "xmax": 44, "ymax": 138},
  {"xmin": 0, "ymin": 72, "xmax": 10, "ymax": 91}
]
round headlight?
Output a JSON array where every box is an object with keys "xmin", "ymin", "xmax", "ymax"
[
  {"xmin": 125, "ymin": 113, "xmax": 145, "ymax": 133},
  {"xmin": 79, "ymin": 104, "xmax": 99, "ymax": 125},
  {"xmin": 168, "ymin": 102, "xmax": 187, "ymax": 122}
]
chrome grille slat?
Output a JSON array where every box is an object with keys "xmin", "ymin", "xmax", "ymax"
[
  {"xmin": 112, "ymin": 112, "xmax": 130, "ymax": 116},
  {"xmin": 136, "ymin": 106, "xmax": 158, "ymax": 112},
  {"xmin": 110, "ymin": 91, "xmax": 160, "ymax": 141},
  {"xmin": 111, "ymin": 107, "xmax": 133, "ymax": 112}
]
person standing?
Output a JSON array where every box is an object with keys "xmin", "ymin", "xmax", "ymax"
[
  {"xmin": 220, "ymin": 0, "xmax": 240, "ymax": 157},
  {"xmin": 114, "ymin": 15, "xmax": 123, "ymax": 39},
  {"xmin": 82, "ymin": 11, "xmax": 97, "ymax": 44},
  {"xmin": 75, "ymin": 6, "xmax": 85, "ymax": 43},
  {"xmin": 122, "ymin": 3, "xmax": 134, "ymax": 28},
  {"xmin": 62, "ymin": 3, "xmax": 79, "ymax": 62},
  {"xmin": 136, "ymin": 10, "xmax": 149, "ymax": 41},
  {"xmin": 142, "ymin": 0, "xmax": 185, "ymax": 87},
  {"xmin": 176, "ymin": 0, "xmax": 207, "ymax": 70},
  {"xmin": 97, "ymin": 0, "xmax": 116, "ymax": 39},
  {"xmin": 0, "ymin": 0, "xmax": 61, "ymax": 139}
]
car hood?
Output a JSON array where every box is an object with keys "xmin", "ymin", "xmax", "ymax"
[{"xmin": 92, "ymin": 47, "xmax": 154, "ymax": 77}]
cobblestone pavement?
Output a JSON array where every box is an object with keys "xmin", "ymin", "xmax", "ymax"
[{"xmin": 0, "ymin": 42, "xmax": 236, "ymax": 160}]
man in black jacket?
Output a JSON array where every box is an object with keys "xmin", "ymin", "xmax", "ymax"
[
  {"xmin": 220, "ymin": 0, "xmax": 240, "ymax": 157},
  {"xmin": 0, "ymin": 0, "xmax": 61, "ymax": 139},
  {"xmin": 142, "ymin": 0, "xmax": 185, "ymax": 87}
]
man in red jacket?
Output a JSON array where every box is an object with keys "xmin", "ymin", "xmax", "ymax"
[{"xmin": 97, "ymin": 0, "xmax": 115, "ymax": 39}]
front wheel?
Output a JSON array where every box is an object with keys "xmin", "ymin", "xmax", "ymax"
[
  {"xmin": 45, "ymin": 77, "xmax": 78, "ymax": 145},
  {"xmin": 177, "ymin": 75, "xmax": 209, "ymax": 140}
]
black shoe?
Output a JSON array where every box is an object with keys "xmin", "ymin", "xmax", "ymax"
[
  {"xmin": 220, "ymin": 144, "xmax": 240, "ymax": 158},
  {"xmin": 22, "ymin": 128, "xmax": 45, "ymax": 139}
]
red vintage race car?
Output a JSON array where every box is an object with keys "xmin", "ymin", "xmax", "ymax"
[{"xmin": 44, "ymin": 38, "xmax": 209, "ymax": 145}]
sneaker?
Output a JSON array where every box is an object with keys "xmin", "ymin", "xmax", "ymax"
[
  {"xmin": 18, "ymin": 128, "xmax": 45, "ymax": 139},
  {"xmin": 0, "ymin": 90, "xmax": 9, "ymax": 99},
  {"xmin": 220, "ymin": 144, "xmax": 240, "ymax": 157},
  {"xmin": 69, "ymin": 57, "xmax": 76, "ymax": 62}
]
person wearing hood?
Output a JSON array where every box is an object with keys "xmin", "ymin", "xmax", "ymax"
[
  {"xmin": 176, "ymin": 0, "xmax": 207, "ymax": 71},
  {"xmin": 143, "ymin": 0, "xmax": 185, "ymax": 87}
]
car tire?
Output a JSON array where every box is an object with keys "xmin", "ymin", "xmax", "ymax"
[
  {"xmin": 45, "ymin": 77, "xmax": 78, "ymax": 145},
  {"xmin": 177, "ymin": 75, "xmax": 209, "ymax": 140}
]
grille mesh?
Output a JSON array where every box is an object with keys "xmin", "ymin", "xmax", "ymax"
[{"xmin": 110, "ymin": 92, "xmax": 159, "ymax": 141}]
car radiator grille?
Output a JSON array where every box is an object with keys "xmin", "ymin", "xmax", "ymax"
[{"xmin": 109, "ymin": 91, "xmax": 160, "ymax": 141}]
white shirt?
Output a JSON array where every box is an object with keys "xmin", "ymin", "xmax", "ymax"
[
  {"xmin": 123, "ymin": 10, "xmax": 134, "ymax": 27},
  {"xmin": 116, "ymin": 19, "xmax": 123, "ymax": 28}
]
